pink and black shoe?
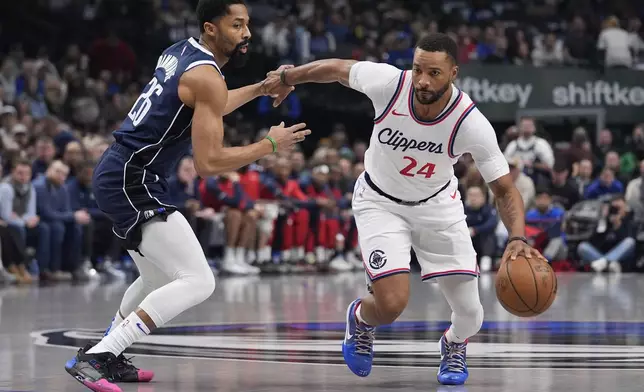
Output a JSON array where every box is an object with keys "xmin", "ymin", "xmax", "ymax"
[
  {"xmin": 111, "ymin": 352, "xmax": 155, "ymax": 383},
  {"xmin": 83, "ymin": 343, "xmax": 155, "ymax": 383},
  {"xmin": 65, "ymin": 346, "xmax": 122, "ymax": 392}
]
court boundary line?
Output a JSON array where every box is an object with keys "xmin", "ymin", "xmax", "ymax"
[{"xmin": 30, "ymin": 329, "xmax": 644, "ymax": 372}]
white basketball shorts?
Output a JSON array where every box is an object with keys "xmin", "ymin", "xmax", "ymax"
[{"xmin": 352, "ymin": 172, "xmax": 479, "ymax": 283}]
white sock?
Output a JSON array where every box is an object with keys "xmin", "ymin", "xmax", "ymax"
[
  {"xmin": 355, "ymin": 303, "xmax": 370, "ymax": 326},
  {"xmin": 234, "ymin": 247, "xmax": 245, "ymax": 263},
  {"xmin": 446, "ymin": 327, "xmax": 466, "ymax": 343},
  {"xmin": 247, "ymin": 250, "xmax": 257, "ymax": 263},
  {"xmin": 87, "ymin": 312, "xmax": 150, "ymax": 356},
  {"xmin": 260, "ymin": 246, "xmax": 271, "ymax": 261},
  {"xmin": 104, "ymin": 310, "xmax": 124, "ymax": 336},
  {"xmin": 224, "ymin": 247, "xmax": 235, "ymax": 260}
]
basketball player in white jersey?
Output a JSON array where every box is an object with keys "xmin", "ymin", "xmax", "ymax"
[{"xmin": 265, "ymin": 33, "xmax": 546, "ymax": 385}]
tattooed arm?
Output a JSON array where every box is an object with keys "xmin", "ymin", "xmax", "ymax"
[
  {"xmin": 451, "ymin": 106, "xmax": 543, "ymax": 261},
  {"xmin": 488, "ymin": 174, "xmax": 525, "ymax": 238}
]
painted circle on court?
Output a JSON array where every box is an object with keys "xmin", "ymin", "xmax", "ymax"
[{"xmin": 32, "ymin": 320, "xmax": 644, "ymax": 369}]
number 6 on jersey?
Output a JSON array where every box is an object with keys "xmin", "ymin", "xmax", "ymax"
[{"xmin": 399, "ymin": 156, "xmax": 436, "ymax": 178}]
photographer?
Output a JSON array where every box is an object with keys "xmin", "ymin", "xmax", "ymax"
[{"xmin": 577, "ymin": 196, "xmax": 636, "ymax": 272}]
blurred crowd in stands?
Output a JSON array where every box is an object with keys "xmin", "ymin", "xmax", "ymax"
[{"xmin": 0, "ymin": 0, "xmax": 643, "ymax": 284}]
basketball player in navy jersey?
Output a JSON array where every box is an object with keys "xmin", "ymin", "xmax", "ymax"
[{"xmin": 64, "ymin": 1, "xmax": 309, "ymax": 391}]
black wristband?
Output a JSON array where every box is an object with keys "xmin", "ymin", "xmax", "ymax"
[
  {"xmin": 508, "ymin": 236, "xmax": 528, "ymax": 244},
  {"xmin": 280, "ymin": 69, "xmax": 291, "ymax": 86}
]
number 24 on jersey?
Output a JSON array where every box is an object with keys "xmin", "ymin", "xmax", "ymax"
[{"xmin": 399, "ymin": 156, "xmax": 436, "ymax": 178}]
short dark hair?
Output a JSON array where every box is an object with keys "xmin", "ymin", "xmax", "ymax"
[
  {"xmin": 13, "ymin": 158, "xmax": 31, "ymax": 169},
  {"xmin": 197, "ymin": 0, "xmax": 246, "ymax": 32},
  {"xmin": 415, "ymin": 33, "xmax": 458, "ymax": 64},
  {"xmin": 535, "ymin": 187, "xmax": 552, "ymax": 197},
  {"xmin": 553, "ymin": 162, "xmax": 569, "ymax": 173}
]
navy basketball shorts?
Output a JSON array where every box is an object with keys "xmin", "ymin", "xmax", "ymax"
[{"xmin": 93, "ymin": 144, "xmax": 177, "ymax": 249}]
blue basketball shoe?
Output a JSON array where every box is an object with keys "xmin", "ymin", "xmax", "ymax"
[
  {"xmin": 342, "ymin": 299, "xmax": 375, "ymax": 377},
  {"xmin": 437, "ymin": 333, "xmax": 469, "ymax": 385}
]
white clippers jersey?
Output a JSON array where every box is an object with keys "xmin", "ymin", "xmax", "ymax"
[{"xmin": 349, "ymin": 61, "xmax": 509, "ymax": 201}]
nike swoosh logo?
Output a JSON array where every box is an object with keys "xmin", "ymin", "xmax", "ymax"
[
  {"xmin": 450, "ymin": 190, "xmax": 457, "ymax": 199},
  {"xmin": 136, "ymin": 322, "xmax": 148, "ymax": 334},
  {"xmin": 391, "ymin": 109, "xmax": 407, "ymax": 116}
]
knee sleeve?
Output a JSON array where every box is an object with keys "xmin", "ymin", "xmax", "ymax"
[
  {"xmin": 438, "ymin": 275, "xmax": 484, "ymax": 339},
  {"xmin": 134, "ymin": 212, "xmax": 216, "ymax": 326}
]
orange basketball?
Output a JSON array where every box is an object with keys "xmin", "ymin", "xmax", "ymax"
[{"xmin": 495, "ymin": 256, "xmax": 557, "ymax": 317}]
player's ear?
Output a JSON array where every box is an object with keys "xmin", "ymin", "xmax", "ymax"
[
  {"xmin": 203, "ymin": 21, "xmax": 218, "ymax": 38},
  {"xmin": 451, "ymin": 65, "xmax": 459, "ymax": 81}
]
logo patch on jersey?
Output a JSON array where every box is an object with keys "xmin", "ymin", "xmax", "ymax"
[
  {"xmin": 156, "ymin": 54, "xmax": 179, "ymax": 82},
  {"xmin": 378, "ymin": 128, "xmax": 444, "ymax": 154},
  {"xmin": 368, "ymin": 250, "xmax": 387, "ymax": 269}
]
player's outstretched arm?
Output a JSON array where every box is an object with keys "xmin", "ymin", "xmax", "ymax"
[
  {"xmin": 224, "ymin": 64, "xmax": 294, "ymax": 115},
  {"xmin": 264, "ymin": 59, "xmax": 401, "ymax": 108},
  {"xmin": 267, "ymin": 59, "xmax": 357, "ymax": 88},
  {"xmin": 180, "ymin": 66, "xmax": 311, "ymax": 176}
]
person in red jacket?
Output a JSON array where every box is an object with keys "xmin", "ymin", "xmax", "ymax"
[
  {"xmin": 199, "ymin": 172, "xmax": 261, "ymax": 275},
  {"xmin": 301, "ymin": 164, "xmax": 352, "ymax": 270},
  {"xmin": 263, "ymin": 157, "xmax": 314, "ymax": 267}
]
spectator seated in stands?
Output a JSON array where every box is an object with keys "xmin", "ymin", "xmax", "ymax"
[
  {"xmin": 584, "ymin": 168, "xmax": 624, "ymax": 200},
  {"xmin": 33, "ymin": 160, "xmax": 89, "ymax": 281},
  {"xmin": 526, "ymin": 188, "xmax": 566, "ymax": 261},
  {"xmin": 572, "ymin": 158, "xmax": 594, "ymax": 196},
  {"xmin": 67, "ymin": 160, "xmax": 124, "ymax": 279},
  {"xmin": 61, "ymin": 140, "xmax": 84, "ymax": 181},
  {"xmin": 261, "ymin": 157, "xmax": 313, "ymax": 268},
  {"xmin": 625, "ymin": 159, "xmax": 644, "ymax": 217},
  {"xmin": 550, "ymin": 163, "xmax": 581, "ymax": 210},
  {"xmin": 0, "ymin": 159, "xmax": 38, "ymax": 283},
  {"xmin": 168, "ymin": 156, "xmax": 216, "ymax": 261},
  {"xmin": 464, "ymin": 186, "xmax": 498, "ymax": 272},
  {"xmin": 328, "ymin": 163, "xmax": 361, "ymax": 269},
  {"xmin": 577, "ymin": 196, "xmax": 635, "ymax": 272},
  {"xmin": 300, "ymin": 164, "xmax": 352, "ymax": 271},
  {"xmin": 239, "ymin": 162, "xmax": 279, "ymax": 266},
  {"xmin": 604, "ymin": 150, "xmax": 630, "ymax": 185},
  {"xmin": 199, "ymin": 171, "xmax": 261, "ymax": 275},
  {"xmin": 503, "ymin": 117, "xmax": 554, "ymax": 188},
  {"xmin": 31, "ymin": 136, "xmax": 56, "ymax": 179}
]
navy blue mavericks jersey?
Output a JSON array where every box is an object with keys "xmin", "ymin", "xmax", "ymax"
[{"xmin": 113, "ymin": 37, "xmax": 223, "ymax": 179}]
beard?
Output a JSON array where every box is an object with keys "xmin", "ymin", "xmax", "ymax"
[
  {"xmin": 414, "ymin": 81, "xmax": 451, "ymax": 105},
  {"xmin": 225, "ymin": 39, "xmax": 250, "ymax": 68}
]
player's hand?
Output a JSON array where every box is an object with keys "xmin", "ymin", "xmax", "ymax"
[
  {"xmin": 74, "ymin": 210, "xmax": 91, "ymax": 225},
  {"xmin": 266, "ymin": 121, "xmax": 311, "ymax": 152},
  {"xmin": 262, "ymin": 64, "xmax": 295, "ymax": 107},
  {"xmin": 501, "ymin": 239, "xmax": 547, "ymax": 264}
]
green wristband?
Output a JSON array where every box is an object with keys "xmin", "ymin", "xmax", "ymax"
[{"xmin": 265, "ymin": 136, "xmax": 277, "ymax": 153}]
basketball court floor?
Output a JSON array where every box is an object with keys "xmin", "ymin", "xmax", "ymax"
[{"xmin": 1, "ymin": 271, "xmax": 643, "ymax": 391}]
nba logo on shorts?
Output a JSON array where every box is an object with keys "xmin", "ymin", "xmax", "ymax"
[{"xmin": 369, "ymin": 250, "xmax": 387, "ymax": 269}]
